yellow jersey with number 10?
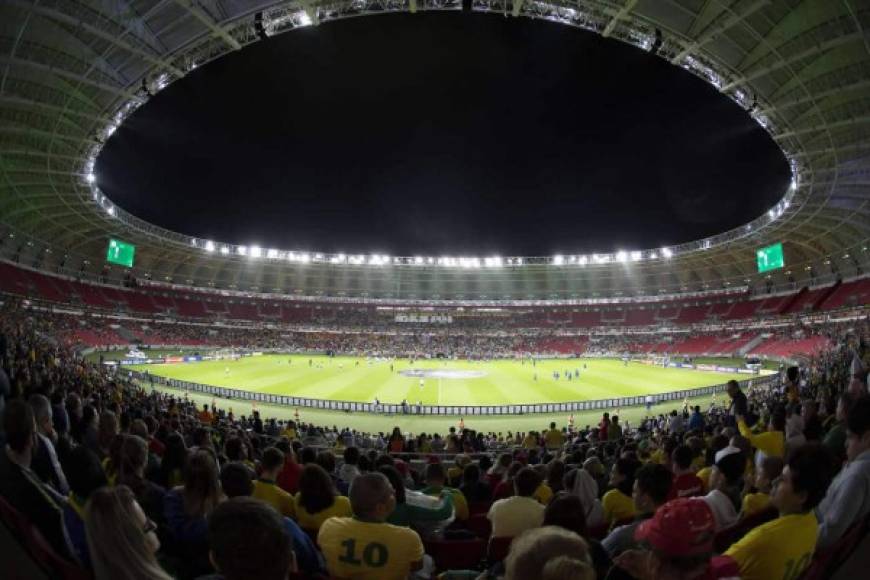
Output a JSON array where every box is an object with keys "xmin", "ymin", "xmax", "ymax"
[
  {"xmin": 724, "ymin": 511, "xmax": 818, "ymax": 580},
  {"xmin": 318, "ymin": 516, "xmax": 424, "ymax": 580}
]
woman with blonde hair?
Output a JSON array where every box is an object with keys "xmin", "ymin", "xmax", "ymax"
[
  {"xmin": 163, "ymin": 449, "xmax": 223, "ymax": 577},
  {"xmin": 504, "ymin": 526, "xmax": 595, "ymax": 580},
  {"xmin": 85, "ymin": 485, "xmax": 171, "ymax": 580}
]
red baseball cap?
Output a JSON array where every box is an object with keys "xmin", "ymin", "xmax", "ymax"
[{"xmin": 635, "ymin": 498, "xmax": 716, "ymax": 557}]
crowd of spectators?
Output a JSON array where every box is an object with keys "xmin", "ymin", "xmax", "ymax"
[
  {"xmin": 28, "ymin": 303, "xmax": 846, "ymax": 364},
  {"xmin": 0, "ymin": 297, "xmax": 868, "ymax": 579}
]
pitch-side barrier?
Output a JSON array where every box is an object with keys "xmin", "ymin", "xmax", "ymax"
[{"xmin": 129, "ymin": 370, "xmax": 779, "ymax": 416}]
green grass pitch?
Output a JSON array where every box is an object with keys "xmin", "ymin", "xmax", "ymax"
[{"xmin": 128, "ymin": 354, "xmax": 742, "ymax": 406}]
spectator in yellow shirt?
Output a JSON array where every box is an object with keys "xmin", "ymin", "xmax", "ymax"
[
  {"xmin": 422, "ymin": 462, "xmax": 469, "ymax": 521},
  {"xmin": 252, "ymin": 447, "xmax": 295, "ymax": 518},
  {"xmin": 318, "ymin": 472, "xmax": 425, "ymax": 580},
  {"xmin": 544, "ymin": 422, "xmax": 565, "ymax": 450},
  {"xmin": 696, "ymin": 434, "xmax": 729, "ymax": 492},
  {"xmin": 741, "ymin": 455, "xmax": 783, "ymax": 518},
  {"xmin": 722, "ymin": 444, "xmax": 835, "ymax": 580},
  {"xmin": 738, "ymin": 408, "xmax": 786, "ymax": 469},
  {"xmin": 293, "ymin": 463, "xmax": 352, "ymax": 532},
  {"xmin": 602, "ymin": 457, "xmax": 640, "ymax": 528},
  {"xmin": 521, "ymin": 431, "xmax": 538, "ymax": 449},
  {"xmin": 447, "ymin": 454, "xmax": 470, "ymax": 487}
]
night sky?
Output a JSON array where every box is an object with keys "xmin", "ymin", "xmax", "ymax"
[{"xmin": 97, "ymin": 12, "xmax": 790, "ymax": 256}]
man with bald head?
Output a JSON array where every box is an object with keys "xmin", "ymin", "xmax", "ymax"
[{"xmin": 318, "ymin": 472, "xmax": 425, "ymax": 580}]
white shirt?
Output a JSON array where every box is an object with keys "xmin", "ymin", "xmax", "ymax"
[{"xmin": 487, "ymin": 496, "xmax": 545, "ymax": 538}]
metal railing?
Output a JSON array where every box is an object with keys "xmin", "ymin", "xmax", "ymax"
[{"xmin": 130, "ymin": 369, "xmax": 779, "ymax": 416}]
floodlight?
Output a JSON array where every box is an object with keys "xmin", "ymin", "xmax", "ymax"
[
  {"xmin": 237, "ymin": 246, "xmax": 247, "ymax": 256},
  {"xmin": 427, "ymin": 257, "xmax": 434, "ymax": 264},
  {"xmin": 86, "ymin": 173, "xmax": 96, "ymax": 183},
  {"xmin": 220, "ymin": 246, "xmax": 230, "ymax": 255},
  {"xmin": 661, "ymin": 247, "xmax": 673, "ymax": 258},
  {"xmin": 298, "ymin": 11, "xmax": 313, "ymax": 26},
  {"xmin": 266, "ymin": 248, "xmax": 278, "ymax": 259},
  {"xmin": 205, "ymin": 241, "xmax": 215, "ymax": 252},
  {"xmin": 553, "ymin": 255, "xmax": 564, "ymax": 266},
  {"xmin": 578, "ymin": 255, "xmax": 588, "ymax": 265},
  {"xmin": 250, "ymin": 246, "xmax": 262, "ymax": 258},
  {"xmin": 299, "ymin": 253, "xmax": 311, "ymax": 263},
  {"xmin": 616, "ymin": 251, "xmax": 628, "ymax": 263},
  {"xmin": 414, "ymin": 256, "xmax": 423, "ymax": 264},
  {"xmin": 106, "ymin": 205, "xmax": 115, "ymax": 216},
  {"xmin": 630, "ymin": 251, "xmax": 642, "ymax": 262}
]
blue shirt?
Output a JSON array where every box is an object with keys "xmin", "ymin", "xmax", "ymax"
[{"xmin": 283, "ymin": 515, "xmax": 325, "ymax": 574}]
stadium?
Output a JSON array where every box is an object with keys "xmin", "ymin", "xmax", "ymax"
[{"xmin": 1, "ymin": 1, "xmax": 869, "ymax": 580}]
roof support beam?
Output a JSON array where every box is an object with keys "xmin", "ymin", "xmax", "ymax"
[
  {"xmin": 171, "ymin": 0, "xmax": 242, "ymax": 51},
  {"xmin": 773, "ymin": 115, "xmax": 870, "ymax": 140},
  {"xmin": 670, "ymin": 0, "xmax": 769, "ymax": 64},
  {"xmin": 0, "ymin": 55, "xmax": 137, "ymax": 99},
  {"xmin": 602, "ymin": 0, "xmax": 638, "ymax": 38},
  {"xmin": 512, "ymin": 0, "xmax": 525, "ymax": 18},
  {"xmin": 722, "ymin": 32, "xmax": 863, "ymax": 92},
  {"xmin": 7, "ymin": 0, "xmax": 184, "ymax": 78}
]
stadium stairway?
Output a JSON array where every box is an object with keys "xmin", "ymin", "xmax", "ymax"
[
  {"xmin": 737, "ymin": 334, "xmax": 766, "ymax": 356},
  {"xmin": 812, "ymin": 280, "xmax": 841, "ymax": 311},
  {"xmin": 778, "ymin": 287, "xmax": 807, "ymax": 314},
  {"xmin": 115, "ymin": 325, "xmax": 139, "ymax": 344}
]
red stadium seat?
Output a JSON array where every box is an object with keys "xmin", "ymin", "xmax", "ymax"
[
  {"xmin": 466, "ymin": 513, "xmax": 491, "ymax": 538},
  {"xmin": 486, "ymin": 535, "xmax": 513, "ymax": 564},
  {"xmin": 798, "ymin": 513, "xmax": 870, "ymax": 580},
  {"xmin": 424, "ymin": 537, "xmax": 486, "ymax": 571},
  {"xmin": 0, "ymin": 496, "xmax": 90, "ymax": 580}
]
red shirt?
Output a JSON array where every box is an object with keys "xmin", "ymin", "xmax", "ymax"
[
  {"xmin": 276, "ymin": 460, "xmax": 303, "ymax": 495},
  {"xmin": 669, "ymin": 472, "xmax": 704, "ymax": 500}
]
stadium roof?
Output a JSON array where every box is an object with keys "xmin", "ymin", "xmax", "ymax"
[{"xmin": 1, "ymin": 0, "xmax": 869, "ymax": 301}]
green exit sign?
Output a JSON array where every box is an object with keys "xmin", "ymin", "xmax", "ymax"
[
  {"xmin": 106, "ymin": 239, "xmax": 135, "ymax": 268},
  {"xmin": 756, "ymin": 242, "xmax": 784, "ymax": 273}
]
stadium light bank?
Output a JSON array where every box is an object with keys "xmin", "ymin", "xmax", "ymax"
[{"xmin": 81, "ymin": 2, "xmax": 806, "ymax": 272}]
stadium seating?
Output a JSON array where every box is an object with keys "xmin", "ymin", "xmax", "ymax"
[{"xmin": 0, "ymin": 261, "xmax": 867, "ymax": 346}]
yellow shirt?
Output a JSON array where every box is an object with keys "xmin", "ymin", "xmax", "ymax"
[
  {"xmin": 544, "ymin": 429, "xmax": 565, "ymax": 449},
  {"xmin": 738, "ymin": 419, "xmax": 785, "ymax": 467},
  {"xmin": 602, "ymin": 489, "xmax": 636, "ymax": 527},
  {"xmin": 741, "ymin": 492, "xmax": 770, "ymax": 518},
  {"xmin": 423, "ymin": 486, "xmax": 468, "ymax": 521},
  {"xmin": 725, "ymin": 511, "xmax": 818, "ymax": 580},
  {"xmin": 294, "ymin": 494, "xmax": 352, "ymax": 531},
  {"xmin": 252, "ymin": 479, "xmax": 295, "ymax": 518},
  {"xmin": 522, "ymin": 435, "xmax": 538, "ymax": 449},
  {"xmin": 533, "ymin": 483, "xmax": 553, "ymax": 505},
  {"xmin": 318, "ymin": 517, "xmax": 424, "ymax": 580},
  {"xmin": 696, "ymin": 466, "xmax": 713, "ymax": 492}
]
